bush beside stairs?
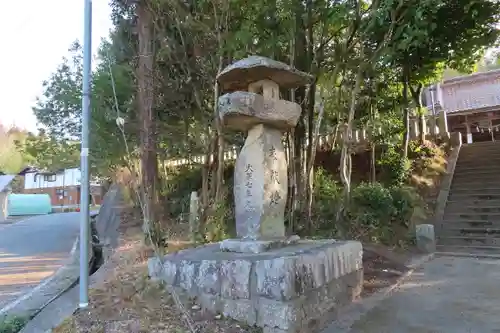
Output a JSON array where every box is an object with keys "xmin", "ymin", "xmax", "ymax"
[{"xmin": 438, "ymin": 141, "xmax": 500, "ymax": 256}]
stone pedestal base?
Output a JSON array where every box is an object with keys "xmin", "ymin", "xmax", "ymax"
[
  {"xmin": 148, "ymin": 240, "xmax": 363, "ymax": 333},
  {"xmin": 220, "ymin": 235, "xmax": 300, "ymax": 254}
]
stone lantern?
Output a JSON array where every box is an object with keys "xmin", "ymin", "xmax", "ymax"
[
  {"xmin": 148, "ymin": 56, "xmax": 364, "ymax": 333},
  {"xmin": 216, "ymin": 56, "xmax": 311, "ymax": 253}
]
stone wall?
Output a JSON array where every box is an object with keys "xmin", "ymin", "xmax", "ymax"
[{"xmin": 149, "ymin": 240, "xmax": 363, "ymax": 333}]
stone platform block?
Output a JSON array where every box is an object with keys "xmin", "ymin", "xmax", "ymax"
[
  {"xmin": 148, "ymin": 240, "xmax": 363, "ymax": 332},
  {"xmin": 416, "ymin": 224, "xmax": 436, "ymax": 253},
  {"xmin": 218, "ymin": 91, "xmax": 302, "ymax": 132},
  {"xmin": 220, "ymin": 235, "xmax": 300, "ymax": 254}
]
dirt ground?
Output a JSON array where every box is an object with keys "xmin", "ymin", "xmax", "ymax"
[
  {"xmin": 361, "ymin": 243, "xmax": 415, "ymax": 297},
  {"xmin": 53, "ymin": 219, "xmax": 417, "ymax": 333}
]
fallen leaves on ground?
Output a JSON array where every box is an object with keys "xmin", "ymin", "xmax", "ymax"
[
  {"xmin": 53, "ymin": 232, "xmax": 261, "ymax": 333},
  {"xmin": 362, "ymin": 243, "xmax": 414, "ymax": 297}
]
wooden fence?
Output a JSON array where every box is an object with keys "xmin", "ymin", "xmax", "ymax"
[{"xmin": 165, "ymin": 113, "xmax": 450, "ymax": 167}]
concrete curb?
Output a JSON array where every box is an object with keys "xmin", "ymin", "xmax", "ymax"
[
  {"xmin": 433, "ymin": 142, "xmax": 462, "ymax": 233},
  {"xmin": 0, "ymin": 236, "xmax": 90, "ymax": 321},
  {"xmin": 436, "ymin": 251, "xmax": 500, "ymax": 259},
  {"xmin": 320, "ymin": 252, "xmax": 435, "ymax": 333},
  {"xmin": 0, "ymin": 215, "xmax": 47, "ymax": 227}
]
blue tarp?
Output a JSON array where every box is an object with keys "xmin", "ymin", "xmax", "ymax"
[{"xmin": 6, "ymin": 194, "xmax": 52, "ymax": 216}]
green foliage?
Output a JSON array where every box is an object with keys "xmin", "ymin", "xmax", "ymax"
[
  {"xmin": 161, "ymin": 167, "xmax": 203, "ymax": 219},
  {"xmin": 346, "ymin": 182, "xmax": 425, "ymax": 245},
  {"xmin": 474, "ymin": 50, "xmax": 500, "ymax": 72},
  {"xmin": 385, "ymin": 0, "xmax": 500, "ymax": 74},
  {"xmin": 33, "ymin": 41, "xmax": 83, "ymax": 139},
  {"xmin": 364, "ymin": 109, "xmax": 405, "ymax": 146},
  {"xmin": 203, "ymin": 197, "xmax": 233, "ymax": 243},
  {"xmin": 408, "ymin": 140, "xmax": 447, "ymax": 172},
  {"xmin": 160, "ymin": 164, "xmax": 235, "ymax": 241},
  {"xmin": 376, "ymin": 140, "xmax": 445, "ymax": 188},
  {"xmin": 377, "ymin": 146, "xmax": 412, "ymax": 186},
  {"xmin": 371, "ymin": 0, "xmax": 500, "ymax": 114},
  {"xmin": 408, "ymin": 140, "xmax": 443, "ymax": 160},
  {"xmin": 0, "ymin": 126, "xmax": 28, "ymax": 174},
  {"xmin": 25, "ymin": 40, "xmax": 136, "ymax": 176},
  {"xmin": 311, "ymin": 168, "xmax": 342, "ymax": 234},
  {"xmin": 16, "ymin": 42, "xmax": 86, "ymax": 173},
  {"xmin": 314, "ymin": 168, "xmax": 342, "ymax": 202},
  {"xmin": 16, "ymin": 132, "xmax": 80, "ymax": 172},
  {"xmin": 390, "ymin": 185, "xmax": 425, "ymax": 228},
  {"xmin": 91, "ymin": 37, "xmax": 138, "ymax": 174},
  {"xmin": 350, "ymin": 182, "xmax": 395, "ymax": 223},
  {"xmin": 310, "ymin": 169, "xmax": 424, "ymax": 245},
  {"xmin": 0, "ymin": 316, "xmax": 27, "ymax": 333},
  {"xmin": 347, "ymin": 182, "xmax": 396, "ymax": 244}
]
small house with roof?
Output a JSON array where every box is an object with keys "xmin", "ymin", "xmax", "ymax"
[{"xmin": 23, "ymin": 167, "xmax": 103, "ymax": 209}]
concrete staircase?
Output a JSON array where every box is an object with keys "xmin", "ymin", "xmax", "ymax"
[{"xmin": 437, "ymin": 141, "xmax": 500, "ymax": 256}]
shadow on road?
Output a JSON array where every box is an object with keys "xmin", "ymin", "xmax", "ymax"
[
  {"xmin": 0, "ymin": 213, "xmax": 80, "ymax": 310},
  {"xmin": 0, "ymin": 253, "xmax": 66, "ymax": 308}
]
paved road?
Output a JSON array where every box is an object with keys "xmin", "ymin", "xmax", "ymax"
[
  {"xmin": 0, "ymin": 213, "xmax": 80, "ymax": 309},
  {"xmin": 323, "ymin": 256, "xmax": 500, "ymax": 333}
]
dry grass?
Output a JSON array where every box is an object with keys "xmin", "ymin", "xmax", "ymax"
[
  {"xmin": 410, "ymin": 144, "xmax": 449, "ymax": 220},
  {"xmin": 53, "ymin": 226, "xmax": 260, "ymax": 333}
]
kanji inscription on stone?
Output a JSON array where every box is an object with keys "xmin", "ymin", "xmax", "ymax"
[
  {"xmin": 270, "ymin": 190, "xmax": 281, "ymax": 206},
  {"xmin": 244, "ymin": 164, "xmax": 254, "ymax": 211},
  {"xmin": 269, "ymin": 146, "xmax": 277, "ymax": 160},
  {"xmin": 270, "ymin": 170, "xmax": 280, "ymax": 184}
]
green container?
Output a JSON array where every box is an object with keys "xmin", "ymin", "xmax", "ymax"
[{"xmin": 6, "ymin": 194, "xmax": 52, "ymax": 216}]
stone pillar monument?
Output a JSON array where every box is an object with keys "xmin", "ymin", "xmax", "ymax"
[
  {"xmin": 148, "ymin": 56, "xmax": 363, "ymax": 333},
  {"xmin": 465, "ymin": 115, "xmax": 473, "ymax": 144},
  {"xmin": 409, "ymin": 117, "xmax": 420, "ymax": 140},
  {"xmin": 437, "ymin": 107, "xmax": 448, "ymax": 134},
  {"xmin": 428, "ymin": 115, "xmax": 437, "ymax": 137}
]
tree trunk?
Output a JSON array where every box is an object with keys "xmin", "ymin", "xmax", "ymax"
[
  {"xmin": 213, "ymin": 83, "xmax": 224, "ymax": 202},
  {"xmin": 336, "ymin": 67, "xmax": 363, "ymax": 229},
  {"xmin": 287, "ymin": 34, "xmax": 297, "ymax": 234},
  {"xmin": 306, "ymin": 95, "xmax": 325, "ymax": 227},
  {"xmin": 212, "ymin": 2, "xmax": 226, "ymax": 203},
  {"xmin": 369, "ymin": 103, "xmax": 377, "ymax": 183},
  {"xmin": 285, "ymin": 132, "xmax": 293, "ymax": 232},
  {"xmin": 410, "ymin": 83, "xmax": 425, "ymax": 143},
  {"xmin": 340, "ymin": 68, "xmax": 363, "ymax": 199},
  {"xmin": 401, "ymin": 65, "xmax": 410, "ymax": 159},
  {"xmin": 305, "ymin": 0, "xmax": 315, "ymax": 209},
  {"xmin": 291, "ymin": 0, "xmax": 307, "ymax": 231},
  {"xmin": 137, "ymin": 2, "xmax": 159, "ymax": 239},
  {"xmin": 305, "ymin": 81, "xmax": 316, "ymax": 232},
  {"xmin": 303, "ymin": 0, "xmax": 314, "ymax": 234},
  {"xmin": 371, "ymin": 143, "xmax": 376, "ymax": 182}
]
